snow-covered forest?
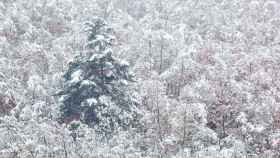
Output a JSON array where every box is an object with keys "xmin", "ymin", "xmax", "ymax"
[{"xmin": 1, "ymin": 0, "xmax": 280, "ymax": 157}]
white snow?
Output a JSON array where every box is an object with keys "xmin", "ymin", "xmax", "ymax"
[
  {"xmin": 81, "ymin": 80, "xmax": 96, "ymax": 86},
  {"xmin": 71, "ymin": 70, "xmax": 82, "ymax": 83},
  {"xmin": 87, "ymin": 98, "xmax": 97, "ymax": 106}
]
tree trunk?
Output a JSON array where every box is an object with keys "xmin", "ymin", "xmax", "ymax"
[{"xmin": 159, "ymin": 42, "xmax": 164, "ymax": 74}]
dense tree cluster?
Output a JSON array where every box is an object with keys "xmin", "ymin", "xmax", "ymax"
[{"xmin": 1, "ymin": 0, "xmax": 280, "ymax": 158}]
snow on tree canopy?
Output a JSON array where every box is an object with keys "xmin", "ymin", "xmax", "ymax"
[
  {"xmin": 70, "ymin": 69, "xmax": 83, "ymax": 84},
  {"xmin": 58, "ymin": 18, "xmax": 140, "ymax": 135}
]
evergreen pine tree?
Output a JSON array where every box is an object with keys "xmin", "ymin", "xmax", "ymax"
[{"xmin": 58, "ymin": 18, "xmax": 139, "ymax": 135}]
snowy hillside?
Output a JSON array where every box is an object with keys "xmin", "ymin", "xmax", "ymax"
[{"xmin": 0, "ymin": 0, "xmax": 280, "ymax": 157}]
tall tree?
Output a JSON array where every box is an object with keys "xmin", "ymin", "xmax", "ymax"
[{"xmin": 59, "ymin": 18, "xmax": 139, "ymax": 135}]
